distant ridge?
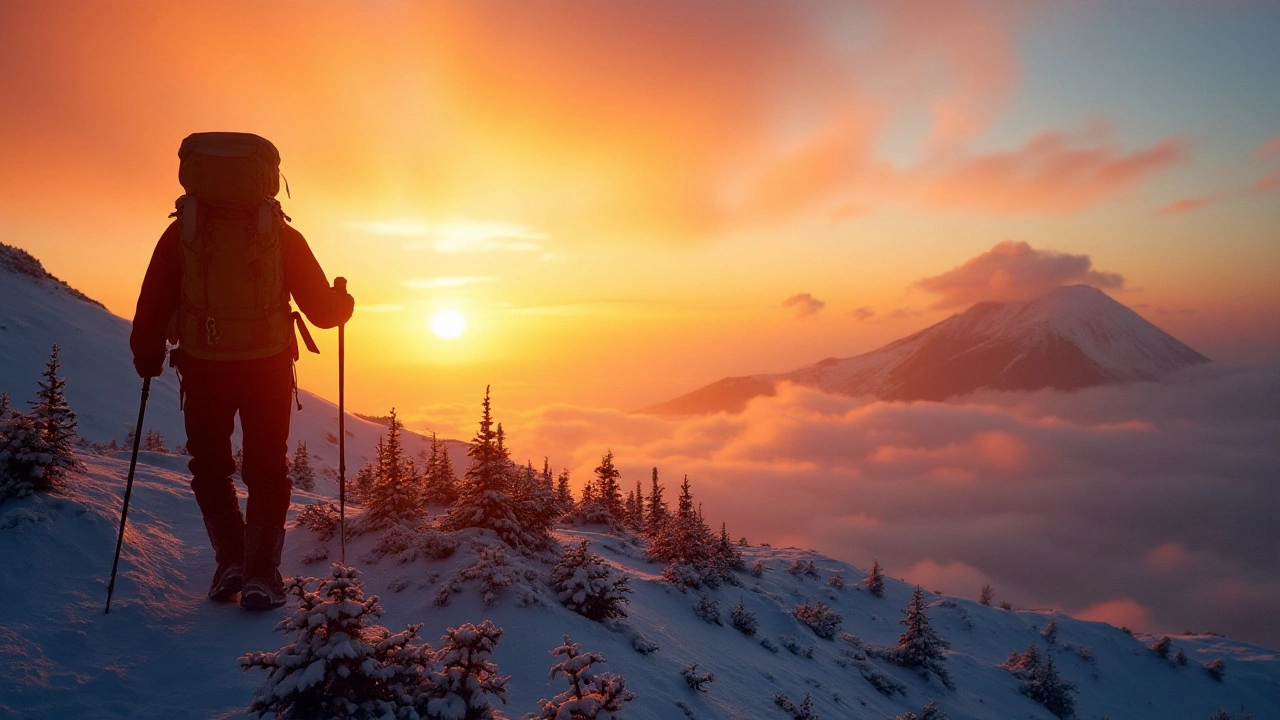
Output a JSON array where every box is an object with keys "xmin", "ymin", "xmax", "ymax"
[
  {"xmin": 0, "ymin": 241, "xmax": 105, "ymax": 309},
  {"xmin": 645, "ymin": 285, "xmax": 1210, "ymax": 414}
]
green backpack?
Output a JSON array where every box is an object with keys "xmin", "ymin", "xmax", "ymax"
[{"xmin": 170, "ymin": 132, "xmax": 314, "ymax": 361}]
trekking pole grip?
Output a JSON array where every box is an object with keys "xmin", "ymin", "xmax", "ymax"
[{"xmin": 334, "ymin": 277, "xmax": 347, "ymax": 294}]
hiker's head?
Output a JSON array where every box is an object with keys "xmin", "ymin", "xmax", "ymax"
[{"xmin": 179, "ymin": 132, "xmax": 281, "ymax": 206}]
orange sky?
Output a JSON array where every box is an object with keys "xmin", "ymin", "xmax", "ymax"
[{"xmin": 2, "ymin": 1, "xmax": 1277, "ymax": 437}]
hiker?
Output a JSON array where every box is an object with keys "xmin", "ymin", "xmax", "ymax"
[{"xmin": 130, "ymin": 133, "xmax": 353, "ymax": 610}]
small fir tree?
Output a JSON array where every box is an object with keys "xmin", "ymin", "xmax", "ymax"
[
  {"xmin": 442, "ymin": 387, "xmax": 528, "ymax": 548},
  {"xmin": 730, "ymin": 597, "xmax": 759, "ymax": 636},
  {"xmin": 421, "ymin": 431, "xmax": 460, "ymax": 506},
  {"xmin": 644, "ymin": 467, "xmax": 669, "ymax": 536},
  {"xmin": 979, "ymin": 583, "xmax": 994, "ymax": 606},
  {"xmin": 1149, "ymin": 635, "xmax": 1172, "ymax": 659},
  {"xmin": 239, "ymin": 564, "xmax": 434, "ymax": 719},
  {"xmin": 143, "ymin": 428, "xmax": 167, "ymax": 453},
  {"xmin": 529, "ymin": 636, "xmax": 634, "ymax": 719},
  {"xmin": 1001, "ymin": 643, "xmax": 1076, "ymax": 719},
  {"xmin": 1204, "ymin": 657, "xmax": 1226, "ymax": 682},
  {"xmin": 593, "ymin": 450, "xmax": 624, "ymax": 521},
  {"xmin": 865, "ymin": 559, "xmax": 885, "ymax": 598},
  {"xmin": 1041, "ymin": 620, "xmax": 1059, "ymax": 644},
  {"xmin": 550, "ymin": 539, "xmax": 632, "ymax": 621},
  {"xmin": 362, "ymin": 408, "xmax": 424, "ymax": 529},
  {"xmin": 289, "ymin": 441, "xmax": 316, "ymax": 491},
  {"xmin": 554, "ymin": 469, "xmax": 574, "ymax": 512},
  {"xmin": 888, "ymin": 587, "xmax": 950, "ymax": 685},
  {"xmin": 628, "ymin": 479, "xmax": 646, "ymax": 534},
  {"xmin": 424, "ymin": 620, "xmax": 511, "ymax": 719}
]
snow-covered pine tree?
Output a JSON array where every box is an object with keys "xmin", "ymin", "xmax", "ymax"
[
  {"xmin": 143, "ymin": 428, "xmax": 167, "ymax": 452},
  {"xmin": 555, "ymin": 469, "xmax": 574, "ymax": 513},
  {"xmin": 714, "ymin": 521, "xmax": 744, "ymax": 573},
  {"xmin": 0, "ymin": 397, "xmax": 48, "ymax": 500},
  {"xmin": 593, "ymin": 450, "xmax": 624, "ymax": 521},
  {"xmin": 350, "ymin": 460, "xmax": 377, "ymax": 505},
  {"xmin": 423, "ymin": 620, "xmax": 511, "ymax": 720},
  {"xmin": 645, "ymin": 475, "xmax": 719, "ymax": 586},
  {"xmin": 551, "ymin": 539, "xmax": 632, "ymax": 621},
  {"xmin": 421, "ymin": 431, "xmax": 460, "ymax": 506},
  {"xmin": 27, "ymin": 343, "xmax": 79, "ymax": 485},
  {"xmin": 888, "ymin": 587, "xmax": 950, "ymax": 685},
  {"xmin": 529, "ymin": 636, "xmax": 634, "ymax": 720},
  {"xmin": 865, "ymin": 559, "xmax": 885, "ymax": 598},
  {"xmin": 628, "ymin": 479, "xmax": 646, "ymax": 534},
  {"xmin": 289, "ymin": 441, "xmax": 315, "ymax": 491},
  {"xmin": 644, "ymin": 467, "xmax": 669, "ymax": 537},
  {"xmin": 442, "ymin": 387, "xmax": 527, "ymax": 548},
  {"xmin": 509, "ymin": 459, "xmax": 559, "ymax": 549},
  {"xmin": 363, "ymin": 408, "xmax": 424, "ymax": 529},
  {"xmin": 1000, "ymin": 642, "xmax": 1076, "ymax": 719},
  {"xmin": 239, "ymin": 564, "xmax": 434, "ymax": 719},
  {"xmin": 541, "ymin": 457, "xmax": 554, "ymax": 493},
  {"xmin": 730, "ymin": 597, "xmax": 759, "ymax": 636}
]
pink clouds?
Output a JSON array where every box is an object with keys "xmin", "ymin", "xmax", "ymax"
[
  {"xmin": 1155, "ymin": 196, "xmax": 1220, "ymax": 216},
  {"xmin": 915, "ymin": 240, "xmax": 1125, "ymax": 308},
  {"xmin": 1247, "ymin": 174, "xmax": 1280, "ymax": 194},
  {"xmin": 1257, "ymin": 134, "xmax": 1280, "ymax": 158},
  {"xmin": 488, "ymin": 363, "xmax": 1280, "ymax": 648},
  {"xmin": 913, "ymin": 132, "xmax": 1185, "ymax": 214},
  {"xmin": 782, "ymin": 293, "xmax": 826, "ymax": 318}
]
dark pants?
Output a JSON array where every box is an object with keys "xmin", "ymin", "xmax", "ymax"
[{"xmin": 181, "ymin": 358, "xmax": 294, "ymax": 530}]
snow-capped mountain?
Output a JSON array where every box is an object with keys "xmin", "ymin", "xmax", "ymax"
[
  {"xmin": 648, "ymin": 286, "xmax": 1211, "ymax": 414},
  {"xmin": 0, "ymin": 241, "xmax": 468, "ymax": 488}
]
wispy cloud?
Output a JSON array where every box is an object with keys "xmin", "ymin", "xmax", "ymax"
[
  {"xmin": 1247, "ymin": 174, "xmax": 1280, "ymax": 194},
  {"xmin": 1155, "ymin": 195, "xmax": 1219, "ymax": 216},
  {"xmin": 782, "ymin": 293, "xmax": 825, "ymax": 318},
  {"xmin": 916, "ymin": 240, "xmax": 1124, "ymax": 308},
  {"xmin": 1257, "ymin": 134, "xmax": 1280, "ymax": 158},
  {"xmin": 350, "ymin": 219, "xmax": 546, "ymax": 254},
  {"xmin": 851, "ymin": 306, "xmax": 876, "ymax": 321},
  {"xmin": 403, "ymin": 276, "xmax": 496, "ymax": 289}
]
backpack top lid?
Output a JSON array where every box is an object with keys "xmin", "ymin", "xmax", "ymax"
[{"xmin": 178, "ymin": 132, "xmax": 281, "ymax": 205}]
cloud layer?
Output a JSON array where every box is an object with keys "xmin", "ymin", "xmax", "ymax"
[
  {"xmin": 494, "ymin": 364, "xmax": 1280, "ymax": 649},
  {"xmin": 915, "ymin": 240, "xmax": 1125, "ymax": 308},
  {"xmin": 782, "ymin": 293, "xmax": 826, "ymax": 318}
]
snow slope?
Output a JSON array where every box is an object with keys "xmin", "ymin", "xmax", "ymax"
[
  {"xmin": 1, "ymin": 454, "xmax": 1277, "ymax": 719},
  {"xmin": 647, "ymin": 286, "xmax": 1210, "ymax": 414},
  {"xmin": 0, "ymin": 242, "xmax": 469, "ymax": 493}
]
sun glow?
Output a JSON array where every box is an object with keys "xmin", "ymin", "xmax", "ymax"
[{"xmin": 429, "ymin": 308, "xmax": 467, "ymax": 340}]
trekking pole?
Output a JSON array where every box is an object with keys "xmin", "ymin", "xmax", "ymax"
[
  {"xmin": 335, "ymin": 277, "xmax": 347, "ymax": 565},
  {"xmin": 105, "ymin": 377, "xmax": 151, "ymax": 614}
]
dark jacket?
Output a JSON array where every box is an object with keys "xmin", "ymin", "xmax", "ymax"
[{"xmin": 130, "ymin": 219, "xmax": 352, "ymax": 377}]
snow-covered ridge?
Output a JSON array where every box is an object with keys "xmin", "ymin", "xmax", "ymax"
[
  {"xmin": 0, "ymin": 241, "xmax": 104, "ymax": 309},
  {"xmin": 1, "ymin": 454, "xmax": 1276, "ymax": 719}
]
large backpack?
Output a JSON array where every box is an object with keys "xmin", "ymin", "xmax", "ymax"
[{"xmin": 170, "ymin": 132, "xmax": 302, "ymax": 361}]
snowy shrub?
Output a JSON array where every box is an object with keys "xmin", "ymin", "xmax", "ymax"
[
  {"xmin": 299, "ymin": 545, "xmax": 330, "ymax": 565},
  {"xmin": 779, "ymin": 635, "xmax": 814, "ymax": 659},
  {"xmin": 436, "ymin": 545, "xmax": 517, "ymax": 607},
  {"xmin": 1149, "ymin": 635, "xmax": 1172, "ymax": 659},
  {"xmin": 238, "ymin": 564, "xmax": 434, "ymax": 719},
  {"xmin": 896, "ymin": 701, "xmax": 948, "ymax": 720},
  {"xmin": 288, "ymin": 441, "xmax": 316, "ymax": 492},
  {"xmin": 791, "ymin": 602, "xmax": 842, "ymax": 640},
  {"xmin": 550, "ymin": 539, "xmax": 632, "ymax": 622},
  {"xmin": 858, "ymin": 662, "xmax": 906, "ymax": 697},
  {"xmin": 760, "ymin": 637, "xmax": 780, "ymax": 654},
  {"xmin": 864, "ymin": 560, "xmax": 885, "ymax": 598},
  {"xmin": 826, "ymin": 571, "xmax": 844, "ymax": 589},
  {"xmin": 629, "ymin": 633, "xmax": 659, "ymax": 655},
  {"xmin": 774, "ymin": 692, "xmax": 819, "ymax": 720},
  {"xmin": 424, "ymin": 620, "xmax": 511, "ymax": 719},
  {"xmin": 731, "ymin": 597, "xmax": 758, "ymax": 636},
  {"xmin": 0, "ymin": 409, "xmax": 66, "ymax": 501},
  {"xmin": 368, "ymin": 525, "xmax": 459, "ymax": 564},
  {"xmin": 886, "ymin": 587, "xmax": 950, "ymax": 687},
  {"xmin": 662, "ymin": 561, "xmax": 712, "ymax": 589},
  {"xmin": 979, "ymin": 584, "xmax": 994, "ymax": 606},
  {"xmin": 751, "ymin": 560, "xmax": 765, "ymax": 577},
  {"xmin": 1041, "ymin": 620, "xmax": 1059, "ymax": 644},
  {"xmin": 1000, "ymin": 643, "xmax": 1077, "ymax": 719},
  {"xmin": 694, "ymin": 595, "xmax": 722, "ymax": 626},
  {"xmin": 682, "ymin": 663, "xmax": 714, "ymax": 692},
  {"xmin": 562, "ymin": 499, "xmax": 619, "ymax": 528},
  {"xmin": 788, "ymin": 559, "xmax": 820, "ymax": 579},
  {"xmin": 1078, "ymin": 646, "xmax": 1095, "ymax": 664},
  {"xmin": 528, "ymin": 636, "xmax": 633, "ymax": 719},
  {"xmin": 1175, "ymin": 648, "xmax": 1188, "ymax": 666},
  {"xmin": 1204, "ymin": 657, "xmax": 1226, "ymax": 682},
  {"xmin": 1000, "ymin": 600, "xmax": 1013, "ymax": 610},
  {"xmin": 294, "ymin": 502, "xmax": 340, "ymax": 541}
]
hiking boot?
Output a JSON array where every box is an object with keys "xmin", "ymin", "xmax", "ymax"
[
  {"xmin": 203, "ymin": 509, "xmax": 245, "ymax": 602},
  {"xmin": 240, "ymin": 525, "xmax": 287, "ymax": 610}
]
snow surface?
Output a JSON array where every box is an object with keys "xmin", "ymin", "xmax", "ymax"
[{"xmin": 1, "ymin": 455, "xmax": 1277, "ymax": 719}]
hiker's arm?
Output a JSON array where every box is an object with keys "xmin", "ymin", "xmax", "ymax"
[
  {"xmin": 130, "ymin": 223, "xmax": 181, "ymax": 378},
  {"xmin": 283, "ymin": 226, "xmax": 354, "ymax": 329}
]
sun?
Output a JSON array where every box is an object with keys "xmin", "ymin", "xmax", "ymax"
[{"xmin": 429, "ymin": 308, "xmax": 467, "ymax": 340}]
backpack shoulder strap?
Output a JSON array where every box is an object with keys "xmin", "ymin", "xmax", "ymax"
[{"xmin": 173, "ymin": 195, "xmax": 199, "ymax": 246}]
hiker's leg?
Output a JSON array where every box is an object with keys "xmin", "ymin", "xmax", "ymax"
[
  {"xmin": 182, "ymin": 369, "xmax": 245, "ymax": 599},
  {"xmin": 238, "ymin": 361, "xmax": 294, "ymax": 531},
  {"xmin": 183, "ymin": 370, "xmax": 240, "ymax": 519},
  {"xmin": 238, "ymin": 361, "xmax": 293, "ymax": 610}
]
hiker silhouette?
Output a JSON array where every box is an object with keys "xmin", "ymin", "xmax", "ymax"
[{"xmin": 130, "ymin": 132, "xmax": 353, "ymax": 610}]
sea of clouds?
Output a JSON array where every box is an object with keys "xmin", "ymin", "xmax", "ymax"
[{"xmin": 500, "ymin": 362, "xmax": 1279, "ymax": 649}]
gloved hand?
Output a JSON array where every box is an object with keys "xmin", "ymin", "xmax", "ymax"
[
  {"xmin": 338, "ymin": 292, "xmax": 355, "ymax": 324},
  {"xmin": 133, "ymin": 355, "xmax": 164, "ymax": 379}
]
